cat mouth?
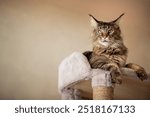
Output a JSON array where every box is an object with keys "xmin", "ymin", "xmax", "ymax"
[
  {"xmin": 99, "ymin": 40, "xmax": 109, "ymax": 46},
  {"xmin": 102, "ymin": 40, "xmax": 108, "ymax": 42}
]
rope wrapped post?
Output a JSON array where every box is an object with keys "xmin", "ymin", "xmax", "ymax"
[{"xmin": 91, "ymin": 69, "xmax": 114, "ymax": 100}]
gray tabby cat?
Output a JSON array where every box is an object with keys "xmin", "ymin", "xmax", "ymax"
[{"xmin": 84, "ymin": 13, "xmax": 148, "ymax": 83}]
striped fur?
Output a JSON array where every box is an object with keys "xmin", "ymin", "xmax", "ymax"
[{"xmin": 84, "ymin": 14, "xmax": 148, "ymax": 83}]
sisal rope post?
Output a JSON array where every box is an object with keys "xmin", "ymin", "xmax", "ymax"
[
  {"xmin": 92, "ymin": 86, "xmax": 114, "ymax": 100},
  {"xmin": 92, "ymin": 69, "xmax": 114, "ymax": 100}
]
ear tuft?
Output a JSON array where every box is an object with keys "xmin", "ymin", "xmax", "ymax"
[
  {"xmin": 112, "ymin": 13, "xmax": 125, "ymax": 25},
  {"xmin": 89, "ymin": 14, "xmax": 98, "ymax": 28}
]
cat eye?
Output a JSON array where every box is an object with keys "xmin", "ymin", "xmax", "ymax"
[
  {"xmin": 98, "ymin": 30, "xmax": 102, "ymax": 35},
  {"xmin": 108, "ymin": 30, "xmax": 114, "ymax": 34},
  {"xmin": 99, "ymin": 26, "xmax": 102, "ymax": 29},
  {"xmin": 106, "ymin": 25, "xmax": 109, "ymax": 29},
  {"xmin": 108, "ymin": 30, "xmax": 111, "ymax": 33}
]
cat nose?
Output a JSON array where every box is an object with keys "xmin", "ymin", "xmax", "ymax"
[
  {"xmin": 102, "ymin": 37, "xmax": 109, "ymax": 41},
  {"xmin": 102, "ymin": 32, "xmax": 108, "ymax": 37}
]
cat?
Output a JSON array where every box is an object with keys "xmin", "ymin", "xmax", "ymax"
[{"xmin": 83, "ymin": 13, "xmax": 148, "ymax": 83}]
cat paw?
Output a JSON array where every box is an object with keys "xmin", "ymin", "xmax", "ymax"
[
  {"xmin": 136, "ymin": 69, "xmax": 148, "ymax": 81},
  {"xmin": 111, "ymin": 77, "xmax": 122, "ymax": 84},
  {"xmin": 102, "ymin": 63, "xmax": 121, "ymax": 76},
  {"xmin": 102, "ymin": 63, "xmax": 122, "ymax": 84},
  {"xmin": 112, "ymin": 79, "xmax": 122, "ymax": 84}
]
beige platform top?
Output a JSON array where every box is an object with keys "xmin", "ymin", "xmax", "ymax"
[{"xmin": 71, "ymin": 76, "xmax": 150, "ymax": 100}]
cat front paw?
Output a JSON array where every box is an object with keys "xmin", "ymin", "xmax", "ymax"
[
  {"xmin": 102, "ymin": 63, "xmax": 121, "ymax": 76},
  {"xmin": 136, "ymin": 69, "xmax": 148, "ymax": 81},
  {"xmin": 111, "ymin": 76, "xmax": 122, "ymax": 84},
  {"xmin": 101, "ymin": 63, "xmax": 122, "ymax": 84}
]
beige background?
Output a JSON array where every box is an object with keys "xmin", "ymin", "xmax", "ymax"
[{"xmin": 0, "ymin": 0, "xmax": 149, "ymax": 99}]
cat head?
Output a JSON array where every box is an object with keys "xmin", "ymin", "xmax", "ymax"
[{"xmin": 90, "ymin": 13, "xmax": 124, "ymax": 47}]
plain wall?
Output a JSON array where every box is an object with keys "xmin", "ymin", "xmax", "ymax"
[{"xmin": 0, "ymin": 0, "xmax": 149, "ymax": 99}]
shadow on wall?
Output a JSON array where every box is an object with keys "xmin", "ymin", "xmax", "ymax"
[{"xmin": 0, "ymin": 0, "xmax": 149, "ymax": 99}]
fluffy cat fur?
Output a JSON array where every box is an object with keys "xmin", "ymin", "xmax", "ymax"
[{"xmin": 83, "ymin": 13, "xmax": 148, "ymax": 83}]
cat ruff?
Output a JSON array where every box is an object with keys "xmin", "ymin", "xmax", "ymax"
[{"xmin": 58, "ymin": 52, "xmax": 138, "ymax": 99}]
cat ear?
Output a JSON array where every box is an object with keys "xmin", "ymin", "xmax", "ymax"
[
  {"xmin": 111, "ymin": 13, "xmax": 125, "ymax": 25},
  {"xmin": 89, "ymin": 14, "xmax": 99, "ymax": 28}
]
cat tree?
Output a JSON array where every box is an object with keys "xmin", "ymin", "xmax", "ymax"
[{"xmin": 58, "ymin": 52, "xmax": 138, "ymax": 100}]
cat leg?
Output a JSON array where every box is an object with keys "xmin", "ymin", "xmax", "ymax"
[
  {"xmin": 89, "ymin": 55, "xmax": 122, "ymax": 83},
  {"xmin": 90, "ymin": 57, "xmax": 122, "ymax": 84},
  {"xmin": 125, "ymin": 63, "xmax": 148, "ymax": 81},
  {"xmin": 101, "ymin": 63, "xmax": 122, "ymax": 84}
]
